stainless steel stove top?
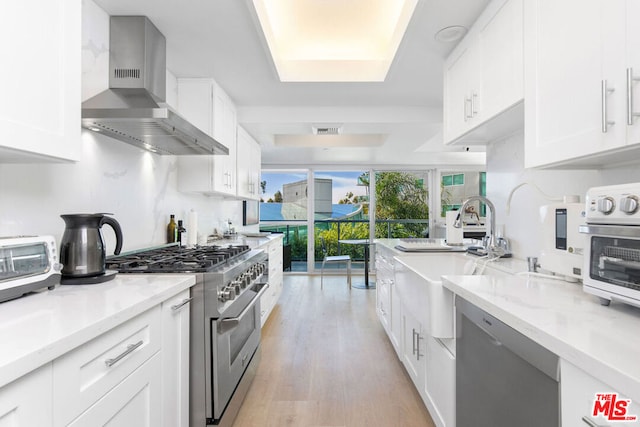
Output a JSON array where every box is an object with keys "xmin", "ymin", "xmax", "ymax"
[{"xmin": 106, "ymin": 244, "xmax": 252, "ymax": 273}]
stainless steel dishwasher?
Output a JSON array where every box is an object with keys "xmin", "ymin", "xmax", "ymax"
[{"xmin": 456, "ymin": 297, "xmax": 560, "ymax": 427}]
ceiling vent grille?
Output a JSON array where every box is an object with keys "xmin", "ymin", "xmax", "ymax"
[{"xmin": 312, "ymin": 125, "xmax": 342, "ymax": 135}]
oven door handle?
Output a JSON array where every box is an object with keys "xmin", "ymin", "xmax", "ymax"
[
  {"xmin": 218, "ymin": 283, "xmax": 270, "ymax": 334},
  {"xmin": 580, "ymin": 224, "xmax": 640, "ymax": 238}
]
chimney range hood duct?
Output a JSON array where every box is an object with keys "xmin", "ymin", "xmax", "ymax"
[{"xmin": 81, "ymin": 16, "xmax": 228, "ymax": 156}]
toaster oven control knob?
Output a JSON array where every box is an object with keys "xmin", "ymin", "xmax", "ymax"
[
  {"xmin": 597, "ymin": 196, "xmax": 615, "ymax": 214},
  {"xmin": 620, "ymin": 195, "xmax": 639, "ymax": 214}
]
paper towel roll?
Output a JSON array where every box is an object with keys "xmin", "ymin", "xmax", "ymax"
[
  {"xmin": 445, "ymin": 210, "xmax": 464, "ymax": 245},
  {"xmin": 187, "ymin": 209, "xmax": 198, "ymax": 246}
]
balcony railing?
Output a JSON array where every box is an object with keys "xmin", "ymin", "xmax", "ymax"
[{"xmin": 259, "ymin": 218, "xmax": 429, "ymax": 271}]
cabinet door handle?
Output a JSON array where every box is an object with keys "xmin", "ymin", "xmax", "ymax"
[
  {"xmin": 602, "ymin": 80, "xmax": 616, "ymax": 133},
  {"xmin": 171, "ymin": 297, "xmax": 193, "ymax": 311},
  {"xmin": 105, "ymin": 340, "xmax": 144, "ymax": 367},
  {"xmin": 471, "ymin": 91, "xmax": 478, "ymax": 117},
  {"xmin": 581, "ymin": 416, "xmax": 607, "ymax": 427},
  {"xmin": 412, "ymin": 328, "xmax": 417, "ymax": 355},
  {"xmin": 416, "ymin": 333, "xmax": 424, "ymax": 361},
  {"xmin": 627, "ymin": 68, "xmax": 640, "ymax": 125},
  {"xmin": 464, "ymin": 96, "xmax": 471, "ymax": 121}
]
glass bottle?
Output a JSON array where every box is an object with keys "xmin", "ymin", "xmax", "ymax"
[{"xmin": 167, "ymin": 214, "xmax": 177, "ymax": 243}]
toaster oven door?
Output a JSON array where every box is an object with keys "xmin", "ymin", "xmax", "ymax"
[
  {"xmin": 0, "ymin": 242, "xmax": 51, "ymax": 282},
  {"xmin": 582, "ymin": 224, "xmax": 640, "ymax": 306}
]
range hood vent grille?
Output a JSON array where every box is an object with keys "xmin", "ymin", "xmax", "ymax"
[
  {"xmin": 81, "ymin": 16, "xmax": 228, "ymax": 156},
  {"xmin": 114, "ymin": 68, "xmax": 141, "ymax": 80}
]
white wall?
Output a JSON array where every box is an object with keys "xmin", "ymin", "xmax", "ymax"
[
  {"xmin": 485, "ymin": 131, "xmax": 640, "ymax": 259},
  {"xmin": 0, "ymin": 0, "xmax": 252, "ymax": 253}
]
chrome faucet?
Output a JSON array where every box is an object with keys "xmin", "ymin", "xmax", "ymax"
[{"xmin": 454, "ymin": 195, "xmax": 505, "ymax": 258}]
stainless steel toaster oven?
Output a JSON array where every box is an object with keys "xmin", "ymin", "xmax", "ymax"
[
  {"xmin": 0, "ymin": 235, "xmax": 61, "ymax": 303},
  {"xmin": 581, "ymin": 183, "xmax": 640, "ymax": 308}
]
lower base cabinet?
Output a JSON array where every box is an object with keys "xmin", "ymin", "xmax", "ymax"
[
  {"xmin": 260, "ymin": 237, "xmax": 284, "ymax": 326},
  {"xmin": 161, "ymin": 290, "xmax": 191, "ymax": 427},
  {"xmin": 561, "ymin": 359, "xmax": 640, "ymax": 426},
  {"xmin": 0, "ymin": 288, "xmax": 191, "ymax": 427},
  {"xmin": 425, "ymin": 337, "xmax": 456, "ymax": 427},
  {"xmin": 67, "ymin": 353, "xmax": 162, "ymax": 427},
  {"xmin": 402, "ymin": 310, "xmax": 426, "ymax": 393},
  {"xmin": 0, "ymin": 364, "xmax": 53, "ymax": 426}
]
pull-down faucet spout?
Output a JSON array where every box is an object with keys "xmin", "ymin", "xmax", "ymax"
[{"xmin": 454, "ymin": 195, "xmax": 504, "ymax": 258}]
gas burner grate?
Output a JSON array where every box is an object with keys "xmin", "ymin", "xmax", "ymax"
[{"xmin": 107, "ymin": 244, "xmax": 252, "ymax": 273}]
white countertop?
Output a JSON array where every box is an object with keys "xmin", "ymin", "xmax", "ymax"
[
  {"xmin": 0, "ymin": 274, "xmax": 195, "ymax": 388},
  {"xmin": 441, "ymin": 273, "xmax": 640, "ymax": 403}
]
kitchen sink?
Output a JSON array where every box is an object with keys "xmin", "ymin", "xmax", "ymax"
[{"xmin": 394, "ymin": 253, "xmax": 490, "ymax": 339}]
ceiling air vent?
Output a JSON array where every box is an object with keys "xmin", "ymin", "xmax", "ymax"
[{"xmin": 312, "ymin": 125, "xmax": 342, "ymax": 135}]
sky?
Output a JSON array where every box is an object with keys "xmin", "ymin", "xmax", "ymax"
[{"xmin": 261, "ymin": 171, "xmax": 369, "ymax": 203}]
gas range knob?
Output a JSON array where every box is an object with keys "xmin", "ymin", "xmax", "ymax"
[
  {"xmin": 620, "ymin": 195, "xmax": 639, "ymax": 214},
  {"xmin": 597, "ymin": 196, "xmax": 615, "ymax": 215},
  {"xmin": 242, "ymin": 274, "xmax": 251, "ymax": 288},
  {"xmin": 232, "ymin": 281, "xmax": 242, "ymax": 294},
  {"xmin": 250, "ymin": 267, "xmax": 258, "ymax": 280},
  {"xmin": 218, "ymin": 287, "xmax": 236, "ymax": 302}
]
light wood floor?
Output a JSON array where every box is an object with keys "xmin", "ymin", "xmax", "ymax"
[{"xmin": 233, "ymin": 275, "xmax": 435, "ymax": 427}]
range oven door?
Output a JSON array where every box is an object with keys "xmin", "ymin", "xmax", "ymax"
[
  {"xmin": 582, "ymin": 224, "xmax": 640, "ymax": 306},
  {"xmin": 211, "ymin": 282, "xmax": 269, "ymax": 421}
]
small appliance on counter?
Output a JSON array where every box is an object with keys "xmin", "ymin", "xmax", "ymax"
[
  {"xmin": 538, "ymin": 197, "xmax": 586, "ymax": 282},
  {"xmin": 580, "ymin": 183, "xmax": 640, "ymax": 308},
  {"xmin": 59, "ymin": 213, "xmax": 123, "ymax": 285},
  {"xmin": 0, "ymin": 235, "xmax": 61, "ymax": 303}
]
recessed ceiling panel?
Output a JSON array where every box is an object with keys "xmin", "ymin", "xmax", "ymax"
[{"xmin": 252, "ymin": 0, "xmax": 418, "ymax": 82}]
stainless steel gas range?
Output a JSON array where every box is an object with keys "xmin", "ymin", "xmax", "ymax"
[{"xmin": 106, "ymin": 244, "xmax": 269, "ymax": 427}]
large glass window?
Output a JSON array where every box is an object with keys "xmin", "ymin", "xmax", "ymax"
[
  {"xmin": 374, "ymin": 171, "xmax": 429, "ymax": 238},
  {"xmin": 313, "ymin": 171, "xmax": 369, "ymax": 271},
  {"xmin": 260, "ymin": 168, "xmax": 435, "ymax": 272},
  {"xmin": 259, "ymin": 171, "xmax": 309, "ymax": 272}
]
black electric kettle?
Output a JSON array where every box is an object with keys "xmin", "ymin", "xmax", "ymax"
[{"xmin": 60, "ymin": 213, "xmax": 123, "ymax": 283}]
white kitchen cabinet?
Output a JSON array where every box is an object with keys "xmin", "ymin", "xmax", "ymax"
[
  {"xmin": 53, "ymin": 306, "xmax": 162, "ymax": 426},
  {"xmin": 0, "ymin": 364, "xmax": 52, "ymax": 426},
  {"xmin": 0, "ymin": 0, "xmax": 81, "ymax": 163},
  {"xmin": 236, "ymin": 126, "xmax": 262, "ymax": 200},
  {"xmin": 425, "ymin": 337, "xmax": 456, "ymax": 427},
  {"xmin": 561, "ymin": 359, "xmax": 640, "ymax": 426},
  {"xmin": 443, "ymin": 0, "xmax": 523, "ymax": 145},
  {"xmin": 402, "ymin": 309, "xmax": 426, "ymax": 396},
  {"xmin": 375, "ymin": 246, "xmax": 402, "ymax": 356},
  {"xmin": 177, "ymin": 78, "xmax": 237, "ymax": 196},
  {"xmin": 523, "ymin": 0, "xmax": 640, "ymax": 168},
  {"xmin": 67, "ymin": 353, "xmax": 162, "ymax": 427},
  {"xmin": 261, "ymin": 237, "xmax": 284, "ymax": 326},
  {"xmin": 161, "ymin": 289, "xmax": 191, "ymax": 427}
]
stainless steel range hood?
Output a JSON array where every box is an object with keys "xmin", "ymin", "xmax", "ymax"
[{"xmin": 82, "ymin": 16, "xmax": 228, "ymax": 156}]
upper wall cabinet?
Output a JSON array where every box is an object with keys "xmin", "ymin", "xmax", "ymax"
[
  {"xmin": 236, "ymin": 126, "xmax": 262, "ymax": 201},
  {"xmin": 0, "ymin": 0, "xmax": 81, "ymax": 163},
  {"xmin": 177, "ymin": 78, "xmax": 237, "ymax": 196},
  {"xmin": 524, "ymin": 0, "xmax": 640, "ymax": 168},
  {"xmin": 443, "ymin": 0, "xmax": 524, "ymax": 145}
]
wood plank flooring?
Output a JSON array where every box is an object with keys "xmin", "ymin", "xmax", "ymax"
[{"xmin": 233, "ymin": 275, "xmax": 435, "ymax": 427}]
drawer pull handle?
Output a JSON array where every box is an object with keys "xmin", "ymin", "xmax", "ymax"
[
  {"xmin": 171, "ymin": 297, "xmax": 193, "ymax": 311},
  {"xmin": 581, "ymin": 416, "xmax": 606, "ymax": 427},
  {"xmin": 105, "ymin": 340, "xmax": 143, "ymax": 367}
]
